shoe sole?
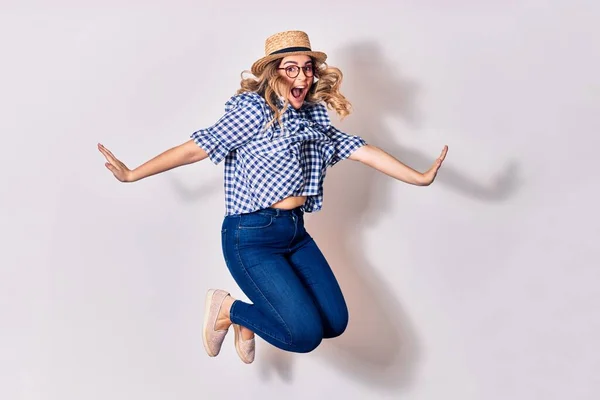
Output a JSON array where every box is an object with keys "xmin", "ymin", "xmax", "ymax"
[
  {"xmin": 203, "ymin": 289, "xmax": 217, "ymax": 357},
  {"xmin": 233, "ymin": 324, "xmax": 253, "ymax": 364}
]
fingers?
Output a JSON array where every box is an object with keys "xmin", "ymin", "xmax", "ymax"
[
  {"xmin": 105, "ymin": 162, "xmax": 126, "ymax": 182},
  {"xmin": 98, "ymin": 143, "xmax": 128, "ymax": 169},
  {"xmin": 104, "ymin": 161, "xmax": 119, "ymax": 174},
  {"xmin": 438, "ymin": 145, "xmax": 448, "ymax": 162},
  {"xmin": 99, "ymin": 143, "xmax": 118, "ymax": 160},
  {"xmin": 98, "ymin": 143, "xmax": 124, "ymax": 166},
  {"xmin": 98, "ymin": 143, "xmax": 117, "ymax": 165},
  {"xmin": 423, "ymin": 145, "xmax": 448, "ymax": 185},
  {"xmin": 98, "ymin": 143, "xmax": 129, "ymax": 182},
  {"xmin": 434, "ymin": 145, "xmax": 448, "ymax": 169}
]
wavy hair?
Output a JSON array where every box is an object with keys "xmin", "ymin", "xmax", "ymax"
[{"xmin": 237, "ymin": 57, "xmax": 352, "ymax": 130}]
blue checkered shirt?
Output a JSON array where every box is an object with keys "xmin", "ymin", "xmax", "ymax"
[{"xmin": 190, "ymin": 91, "xmax": 366, "ymax": 216}]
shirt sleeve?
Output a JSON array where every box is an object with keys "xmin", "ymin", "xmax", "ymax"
[
  {"xmin": 328, "ymin": 125, "xmax": 367, "ymax": 167},
  {"xmin": 190, "ymin": 96, "xmax": 265, "ymax": 164}
]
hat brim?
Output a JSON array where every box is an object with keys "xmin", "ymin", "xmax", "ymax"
[{"xmin": 251, "ymin": 50, "xmax": 327, "ymax": 76}]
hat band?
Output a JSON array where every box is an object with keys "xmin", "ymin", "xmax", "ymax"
[{"xmin": 269, "ymin": 46, "xmax": 312, "ymax": 56}]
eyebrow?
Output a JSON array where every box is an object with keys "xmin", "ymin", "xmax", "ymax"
[{"xmin": 283, "ymin": 60, "xmax": 313, "ymax": 65}]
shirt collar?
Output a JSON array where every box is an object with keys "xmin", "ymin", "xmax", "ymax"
[{"xmin": 276, "ymin": 96, "xmax": 317, "ymax": 113}]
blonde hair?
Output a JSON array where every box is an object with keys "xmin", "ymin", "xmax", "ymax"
[{"xmin": 237, "ymin": 57, "xmax": 352, "ymax": 130}]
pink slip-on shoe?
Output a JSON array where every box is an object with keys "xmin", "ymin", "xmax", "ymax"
[
  {"xmin": 202, "ymin": 289, "xmax": 230, "ymax": 357},
  {"xmin": 233, "ymin": 324, "xmax": 255, "ymax": 364}
]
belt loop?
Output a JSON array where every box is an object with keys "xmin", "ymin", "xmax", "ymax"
[{"xmin": 275, "ymin": 208, "xmax": 281, "ymax": 217}]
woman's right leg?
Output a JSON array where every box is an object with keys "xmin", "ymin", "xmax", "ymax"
[{"xmin": 220, "ymin": 209, "xmax": 324, "ymax": 353}]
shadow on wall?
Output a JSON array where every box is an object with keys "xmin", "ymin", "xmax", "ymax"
[
  {"xmin": 170, "ymin": 40, "xmax": 521, "ymax": 391},
  {"xmin": 167, "ymin": 174, "xmax": 221, "ymax": 203},
  {"xmin": 256, "ymin": 41, "xmax": 521, "ymax": 391}
]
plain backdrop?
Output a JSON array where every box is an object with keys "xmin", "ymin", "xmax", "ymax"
[{"xmin": 1, "ymin": 1, "xmax": 599, "ymax": 399}]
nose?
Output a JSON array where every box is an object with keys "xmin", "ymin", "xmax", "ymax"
[{"xmin": 295, "ymin": 69, "xmax": 309, "ymax": 83}]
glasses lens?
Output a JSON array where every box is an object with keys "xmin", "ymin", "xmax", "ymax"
[
  {"xmin": 303, "ymin": 66, "xmax": 314, "ymax": 77},
  {"xmin": 286, "ymin": 66, "xmax": 299, "ymax": 78}
]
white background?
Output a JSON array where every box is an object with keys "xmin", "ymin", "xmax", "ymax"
[{"xmin": 2, "ymin": 1, "xmax": 599, "ymax": 399}]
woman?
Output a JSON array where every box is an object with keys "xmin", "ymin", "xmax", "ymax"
[{"xmin": 98, "ymin": 30, "xmax": 447, "ymax": 364}]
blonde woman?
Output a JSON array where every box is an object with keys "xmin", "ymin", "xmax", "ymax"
[{"xmin": 98, "ymin": 30, "xmax": 447, "ymax": 364}]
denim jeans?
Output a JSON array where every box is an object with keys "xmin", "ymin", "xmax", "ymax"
[{"xmin": 221, "ymin": 206, "xmax": 348, "ymax": 353}]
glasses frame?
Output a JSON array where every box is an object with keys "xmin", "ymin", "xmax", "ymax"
[{"xmin": 277, "ymin": 64, "xmax": 315, "ymax": 79}]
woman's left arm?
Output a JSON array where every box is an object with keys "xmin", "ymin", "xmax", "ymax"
[{"xmin": 349, "ymin": 144, "xmax": 448, "ymax": 186}]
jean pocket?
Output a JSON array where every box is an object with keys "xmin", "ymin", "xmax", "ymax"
[{"xmin": 238, "ymin": 213, "xmax": 273, "ymax": 229}]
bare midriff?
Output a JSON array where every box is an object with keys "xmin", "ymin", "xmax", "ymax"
[{"xmin": 270, "ymin": 195, "xmax": 307, "ymax": 210}]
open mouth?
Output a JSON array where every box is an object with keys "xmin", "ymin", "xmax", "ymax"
[{"xmin": 291, "ymin": 86, "xmax": 306, "ymax": 99}]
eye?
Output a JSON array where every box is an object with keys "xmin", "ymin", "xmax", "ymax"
[{"xmin": 286, "ymin": 66, "xmax": 299, "ymax": 74}]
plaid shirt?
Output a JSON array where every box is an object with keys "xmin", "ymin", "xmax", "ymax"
[{"xmin": 191, "ymin": 92, "xmax": 366, "ymax": 216}]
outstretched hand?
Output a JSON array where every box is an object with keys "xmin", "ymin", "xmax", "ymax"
[
  {"xmin": 421, "ymin": 145, "xmax": 448, "ymax": 186},
  {"xmin": 98, "ymin": 143, "xmax": 134, "ymax": 182}
]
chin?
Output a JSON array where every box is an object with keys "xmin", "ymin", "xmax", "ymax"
[{"xmin": 288, "ymin": 97, "xmax": 305, "ymax": 109}]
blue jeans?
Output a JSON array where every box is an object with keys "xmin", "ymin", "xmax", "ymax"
[{"xmin": 221, "ymin": 206, "xmax": 348, "ymax": 353}]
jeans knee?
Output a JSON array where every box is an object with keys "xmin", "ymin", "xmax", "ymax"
[
  {"xmin": 290, "ymin": 323, "xmax": 323, "ymax": 353},
  {"xmin": 295, "ymin": 333, "xmax": 322, "ymax": 353},
  {"xmin": 324, "ymin": 308, "xmax": 349, "ymax": 339}
]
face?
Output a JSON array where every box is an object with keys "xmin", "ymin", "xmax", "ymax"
[{"xmin": 277, "ymin": 55, "xmax": 314, "ymax": 109}]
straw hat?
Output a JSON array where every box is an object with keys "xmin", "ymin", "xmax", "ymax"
[{"xmin": 251, "ymin": 30, "xmax": 327, "ymax": 76}]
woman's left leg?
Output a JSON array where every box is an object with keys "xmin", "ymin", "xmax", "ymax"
[{"xmin": 287, "ymin": 225, "xmax": 349, "ymax": 339}]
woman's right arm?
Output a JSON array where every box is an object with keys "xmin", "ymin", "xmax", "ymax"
[{"xmin": 98, "ymin": 139, "xmax": 208, "ymax": 183}]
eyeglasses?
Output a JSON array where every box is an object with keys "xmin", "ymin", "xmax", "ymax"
[{"xmin": 277, "ymin": 65, "xmax": 315, "ymax": 78}]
